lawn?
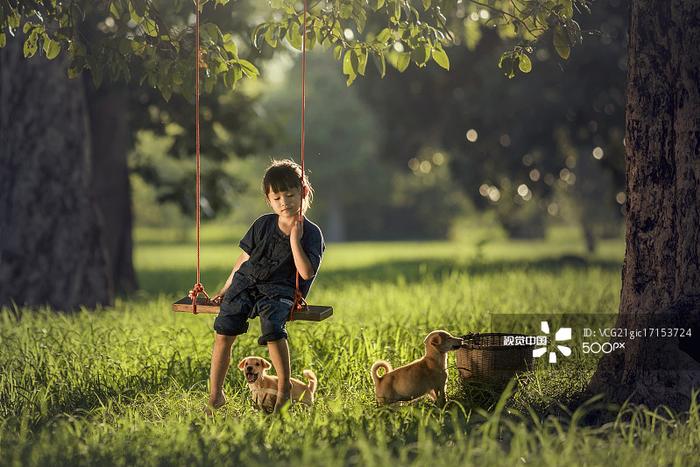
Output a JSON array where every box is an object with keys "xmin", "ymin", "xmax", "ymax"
[{"xmin": 1, "ymin": 226, "xmax": 698, "ymax": 466}]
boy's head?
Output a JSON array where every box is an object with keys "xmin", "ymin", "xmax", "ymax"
[{"xmin": 262, "ymin": 159, "xmax": 313, "ymax": 214}]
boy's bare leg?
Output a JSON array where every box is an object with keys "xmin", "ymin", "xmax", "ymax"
[
  {"xmin": 208, "ymin": 333, "xmax": 236, "ymax": 410},
  {"xmin": 267, "ymin": 338, "xmax": 292, "ymax": 412}
]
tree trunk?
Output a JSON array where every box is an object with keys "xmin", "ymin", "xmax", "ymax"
[
  {"xmin": 589, "ymin": 0, "xmax": 700, "ymax": 410},
  {"xmin": 86, "ymin": 82, "xmax": 137, "ymax": 294},
  {"xmin": 0, "ymin": 40, "xmax": 113, "ymax": 311}
]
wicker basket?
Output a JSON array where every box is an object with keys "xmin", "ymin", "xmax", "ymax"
[{"xmin": 456, "ymin": 333, "xmax": 534, "ymax": 385}]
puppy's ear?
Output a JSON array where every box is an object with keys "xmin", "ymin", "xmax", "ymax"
[
  {"xmin": 262, "ymin": 358, "xmax": 271, "ymax": 369},
  {"xmin": 424, "ymin": 332, "xmax": 441, "ymax": 346},
  {"xmin": 237, "ymin": 358, "xmax": 247, "ymax": 370}
]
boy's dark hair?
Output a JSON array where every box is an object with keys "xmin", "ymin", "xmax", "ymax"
[{"xmin": 262, "ymin": 159, "xmax": 314, "ymax": 211}]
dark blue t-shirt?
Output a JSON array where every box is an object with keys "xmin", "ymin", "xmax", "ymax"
[{"xmin": 235, "ymin": 214, "xmax": 324, "ymax": 299}]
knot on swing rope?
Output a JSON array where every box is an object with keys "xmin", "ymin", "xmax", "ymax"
[
  {"xmin": 288, "ymin": 290, "xmax": 306, "ymax": 321},
  {"xmin": 188, "ymin": 282, "xmax": 209, "ymax": 314}
]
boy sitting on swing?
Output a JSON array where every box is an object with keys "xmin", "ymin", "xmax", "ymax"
[{"xmin": 208, "ymin": 159, "xmax": 325, "ymax": 412}]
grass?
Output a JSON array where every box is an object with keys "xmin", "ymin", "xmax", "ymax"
[{"xmin": 1, "ymin": 225, "xmax": 699, "ymax": 466}]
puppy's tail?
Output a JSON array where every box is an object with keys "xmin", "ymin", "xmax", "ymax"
[
  {"xmin": 370, "ymin": 360, "xmax": 392, "ymax": 386},
  {"xmin": 303, "ymin": 369, "xmax": 317, "ymax": 395}
]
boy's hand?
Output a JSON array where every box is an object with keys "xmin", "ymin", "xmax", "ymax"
[
  {"xmin": 211, "ymin": 292, "xmax": 225, "ymax": 304},
  {"xmin": 290, "ymin": 217, "xmax": 304, "ymax": 244}
]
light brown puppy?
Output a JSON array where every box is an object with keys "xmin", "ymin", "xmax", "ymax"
[
  {"xmin": 371, "ymin": 330, "xmax": 463, "ymax": 405},
  {"xmin": 237, "ymin": 356, "xmax": 317, "ymax": 412}
]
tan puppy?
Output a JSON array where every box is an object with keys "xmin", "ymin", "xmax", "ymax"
[
  {"xmin": 237, "ymin": 356, "xmax": 317, "ymax": 412},
  {"xmin": 371, "ymin": 330, "xmax": 463, "ymax": 405}
]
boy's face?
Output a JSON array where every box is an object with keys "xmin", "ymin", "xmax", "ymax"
[{"xmin": 267, "ymin": 186, "xmax": 302, "ymax": 218}]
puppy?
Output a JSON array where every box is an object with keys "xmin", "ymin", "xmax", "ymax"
[
  {"xmin": 237, "ymin": 356, "xmax": 317, "ymax": 412},
  {"xmin": 371, "ymin": 330, "xmax": 463, "ymax": 405}
]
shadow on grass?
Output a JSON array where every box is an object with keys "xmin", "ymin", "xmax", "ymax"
[{"xmin": 136, "ymin": 255, "xmax": 622, "ymax": 296}]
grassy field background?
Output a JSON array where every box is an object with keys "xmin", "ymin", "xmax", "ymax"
[{"xmin": 1, "ymin": 225, "xmax": 699, "ymax": 466}]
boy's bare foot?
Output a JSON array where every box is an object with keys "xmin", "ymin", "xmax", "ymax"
[{"xmin": 205, "ymin": 392, "xmax": 226, "ymax": 416}]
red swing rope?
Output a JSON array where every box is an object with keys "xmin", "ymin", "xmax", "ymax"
[
  {"xmin": 188, "ymin": 0, "xmax": 209, "ymax": 314},
  {"xmin": 290, "ymin": 0, "xmax": 309, "ymax": 320},
  {"xmin": 187, "ymin": 0, "xmax": 306, "ymax": 317}
]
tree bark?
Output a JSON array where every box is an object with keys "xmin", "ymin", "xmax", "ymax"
[
  {"xmin": 86, "ymin": 82, "xmax": 137, "ymax": 294},
  {"xmin": 0, "ymin": 40, "xmax": 113, "ymax": 311},
  {"xmin": 589, "ymin": 0, "xmax": 700, "ymax": 410}
]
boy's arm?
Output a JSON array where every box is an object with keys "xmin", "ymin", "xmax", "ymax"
[
  {"xmin": 290, "ymin": 218, "xmax": 315, "ymax": 280},
  {"xmin": 212, "ymin": 251, "xmax": 250, "ymax": 302}
]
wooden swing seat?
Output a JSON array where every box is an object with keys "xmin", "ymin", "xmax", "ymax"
[{"xmin": 172, "ymin": 296, "xmax": 333, "ymax": 321}]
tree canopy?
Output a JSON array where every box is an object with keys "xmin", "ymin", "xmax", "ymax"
[{"xmin": 1, "ymin": 0, "xmax": 591, "ymax": 98}]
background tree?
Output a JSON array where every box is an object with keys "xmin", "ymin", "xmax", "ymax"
[
  {"xmin": 354, "ymin": 0, "xmax": 626, "ymax": 244},
  {"xmin": 263, "ymin": 52, "xmax": 468, "ymax": 241}
]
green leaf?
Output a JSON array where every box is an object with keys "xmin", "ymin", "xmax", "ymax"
[
  {"xmin": 128, "ymin": 0, "xmax": 143, "ymax": 23},
  {"xmin": 238, "ymin": 59, "xmax": 259, "ymax": 78},
  {"xmin": 376, "ymin": 28, "xmax": 392, "ymax": 43},
  {"xmin": 223, "ymin": 36, "xmax": 238, "ymax": 56},
  {"xmin": 223, "ymin": 67, "xmax": 235, "ymax": 88},
  {"xmin": 264, "ymin": 26, "xmax": 277, "ymax": 48},
  {"xmin": 518, "ymin": 54, "xmax": 532, "ymax": 73},
  {"xmin": 411, "ymin": 44, "xmax": 429, "ymax": 66},
  {"xmin": 8, "ymin": 11, "xmax": 21, "ymax": 29},
  {"xmin": 202, "ymin": 23, "xmax": 223, "ymax": 42},
  {"xmin": 373, "ymin": 52, "xmax": 387, "ymax": 78},
  {"xmin": 131, "ymin": 0, "xmax": 147, "ymax": 18},
  {"xmin": 109, "ymin": 1, "xmax": 121, "ymax": 19},
  {"xmin": 287, "ymin": 22, "xmax": 302, "ymax": 50},
  {"xmin": 395, "ymin": 51, "xmax": 410, "ymax": 72},
  {"xmin": 251, "ymin": 24, "xmax": 268, "ymax": 49},
  {"xmin": 0, "ymin": 33, "xmax": 6, "ymax": 48},
  {"xmin": 43, "ymin": 37, "xmax": 61, "ymax": 59},
  {"xmin": 131, "ymin": 39, "xmax": 146, "ymax": 56},
  {"xmin": 356, "ymin": 48, "xmax": 368, "ymax": 76},
  {"xmin": 343, "ymin": 50, "xmax": 357, "ymax": 85},
  {"xmin": 553, "ymin": 26, "xmax": 570, "ymax": 59},
  {"xmin": 333, "ymin": 45, "xmax": 343, "ymax": 60},
  {"xmin": 369, "ymin": 0, "xmax": 385, "ymax": 10},
  {"xmin": 23, "ymin": 32, "xmax": 38, "ymax": 58},
  {"xmin": 422, "ymin": 0, "xmax": 431, "ymax": 10},
  {"xmin": 142, "ymin": 18, "xmax": 157, "ymax": 37},
  {"xmin": 339, "ymin": 4, "xmax": 353, "ymax": 19},
  {"xmin": 431, "ymin": 46, "xmax": 449, "ymax": 70}
]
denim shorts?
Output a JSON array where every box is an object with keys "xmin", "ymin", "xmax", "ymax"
[{"xmin": 214, "ymin": 286, "xmax": 293, "ymax": 345}]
